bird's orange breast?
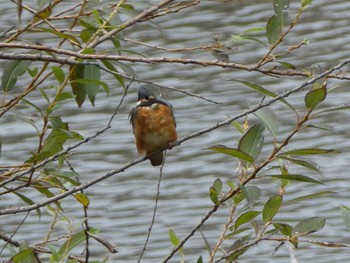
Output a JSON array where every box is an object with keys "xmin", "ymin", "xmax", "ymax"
[{"xmin": 133, "ymin": 103, "xmax": 177, "ymax": 155}]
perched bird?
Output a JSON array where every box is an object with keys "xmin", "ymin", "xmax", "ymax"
[{"xmin": 129, "ymin": 84, "xmax": 177, "ymax": 166}]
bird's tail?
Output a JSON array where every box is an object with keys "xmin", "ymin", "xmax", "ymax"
[{"xmin": 149, "ymin": 152, "xmax": 163, "ymax": 166}]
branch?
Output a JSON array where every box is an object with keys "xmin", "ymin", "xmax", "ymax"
[
  {"xmin": 1, "ymin": 57, "xmax": 348, "ymax": 217},
  {"xmin": 86, "ymin": 0, "xmax": 177, "ymax": 49},
  {"xmin": 161, "ymin": 56, "xmax": 350, "ymax": 262},
  {"xmin": 0, "ymin": 79, "xmax": 132, "ymax": 188},
  {"xmin": 0, "ymin": 49, "xmax": 310, "ymax": 77},
  {"xmin": 138, "ymin": 157, "xmax": 166, "ymax": 262}
]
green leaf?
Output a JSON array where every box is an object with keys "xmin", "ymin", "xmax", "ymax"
[
  {"xmin": 70, "ymin": 64, "xmax": 86, "ymax": 107},
  {"xmin": 207, "ymin": 145, "xmax": 254, "ymax": 163},
  {"xmin": 39, "ymin": 27, "xmax": 80, "ymax": 45},
  {"xmin": 276, "ymin": 60, "xmax": 296, "ymax": 69},
  {"xmin": 56, "ymin": 92, "xmax": 74, "ymax": 102},
  {"xmin": 242, "ymin": 27, "xmax": 266, "ymax": 34},
  {"xmin": 287, "ymin": 191, "xmax": 334, "ymax": 204},
  {"xmin": 232, "ymin": 80, "xmax": 295, "ymax": 111},
  {"xmin": 234, "ymin": 211, "xmax": 261, "ymax": 230},
  {"xmin": 305, "ymin": 86, "xmax": 327, "ymax": 109},
  {"xmin": 262, "ymin": 195, "xmax": 282, "ymax": 223},
  {"xmin": 278, "ymin": 148, "xmax": 338, "ymax": 156},
  {"xmin": 238, "ymin": 123, "xmax": 265, "ymax": 161},
  {"xmin": 293, "ymin": 217, "xmax": 325, "ymax": 236},
  {"xmin": 70, "ymin": 64, "xmax": 107, "ymax": 107},
  {"xmin": 101, "ymin": 60, "xmax": 125, "ymax": 88},
  {"xmin": 83, "ymin": 64, "xmax": 100, "ymax": 106},
  {"xmin": 12, "ymin": 248, "xmax": 39, "ymax": 263},
  {"xmin": 273, "ymin": 223, "xmax": 293, "ymax": 236},
  {"xmin": 51, "ymin": 66, "xmax": 65, "ymax": 84},
  {"xmin": 213, "ymin": 178, "xmax": 222, "ymax": 193},
  {"xmin": 266, "ymin": 15, "xmax": 282, "ymax": 44},
  {"xmin": 58, "ymin": 229, "xmax": 96, "ymax": 255},
  {"xmin": 254, "ymin": 107, "xmax": 279, "ymax": 138},
  {"xmin": 267, "ymin": 174, "xmax": 323, "ymax": 184},
  {"xmin": 73, "ymin": 193, "xmax": 90, "ymax": 207},
  {"xmin": 225, "ymin": 227, "xmax": 251, "ymax": 239},
  {"xmin": 34, "ymin": 6, "xmax": 52, "ymax": 21},
  {"xmin": 81, "ymin": 28, "xmax": 96, "ymax": 43},
  {"xmin": 274, "ymin": 0, "xmax": 289, "ymax": 24},
  {"xmin": 278, "ymin": 156, "xmax": 322, "ymax": 174},
  {"xmin": 209, "ymin": 178, "xmax": 222, "ymax": 205},
  {"xmin": 11, "ymin": 191, "xmax": 41, "ymax": 217},
  {"xmin": 240, "ymin": 185, "xmax": 261, "ymax": 205},
  {"xmin": 231, "ymin": 120, "xmax": 245, "ymax": 134},
  {"xmin": 209, "ymin": 186, "xmax": 219, "ymax": 205},
  {"xmin": 169, "ymin": 229, "xmax": 183, "ymax": 254},
  {"xmin": 301, "ymin": 0, "xmax": 313, "ymax": 8},
  {"xmin": 340, "ymin": 206, "xmax": 350, "ymax": 231},
  {"xmin": 2, "ymin": 59, "xmax": 32, "ymax": 91}
]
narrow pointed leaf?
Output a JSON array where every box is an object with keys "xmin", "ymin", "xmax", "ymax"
[
  {"xmin": 209, "ymin": 186, "xmax": 219, "ymax": 205},
  {"xmin": 287, "ymin": 191, "xmax": 334, "ymax": 204},
  {"xmin": 169, "ymin": 229, "xmax": 183, "ymax": 253},
  {"xmin": 213, "ymin": 178, "xmax": 222, "ymax": 193},
  {"xmin": 273, "ymin": 223, "xmax": 293, "ymax": 236},
  {"xmin": 58, "ymin": 229, "xmax": 97, "ymax": 255},
  {"xmin": 225, "ymin": 227, "xmax": 251, "ymax": 239},
  {"xmin": 232, "ymin": 80, "xmax": 295, "ymax": 111},
  {"xmin": 340, "ymin": 206, "xmax": 350, "ymax": 231},
  {"xmin": 39, "ymin": 27, "xmax": 80, "ymax": 45},
  {"xmin": 231, "ymin": 121, "xmax": 245, "ymax": 134},
  {"xmin": 263, "ymin": 195, "xmax": 283, "ymax": 223},
  {"xmin": 266, "ymin": 15, "xmax": 282, "ymax": 44},
  {"xmin": 51, "ymin": 66, "xmax": 65, "ymax": 84},
  {"xmin": 240, "ymin": 185, "xmax": 261, "ymax": 205},
  {"xmin": 12, "ymin": 248, "xmax": 39, "ymax": 263},
  {"xmin": 70, "ymin": 64, "xmax": 86, "ymax": 107},
  {"xmin": 254, "ymin": 107, "xmax": 279, "ymax": 138},
  {"xmin": 207, "ymin": 145, "xmax": 254, "ymax": 163},
  {"xmin": 301, "ymin": 0, "xmax": 313, "ymax": 8},
  {"xmin": 234, "ymin": 211, "xmax": 261, "ymax": 230},
  {"xmin": 73, "ymin": 193, "xmax": 90, "ymax": 207},
  {"xmin": 278, "ymin": 148, "xmax": 338, "ymax": 156},
  {"xmin": 12, "ymin": 191, "xmax": 41, "ymax": 217},
  {"xmin": 83, "ymin": 64, "xmax": 100, "ymax": 106},
  {"xmin": 267, "ymin": 174, "xmax": 323, "ymax": 184},
  {"xmin": 101, "ymin": 60, "xmax": 125, "ymax": 88},
  {"xmin": 278, "ymin": 156, "xmax": 322, "ymax": 174},
  {"xmin": 2, "ymin": 59, "xmax": 32, "ymax": 91},
  {"xmin": 293, "ymin": 217, "xmax": 325, "ymax": 236},
  {"xmin": 238, "ymin": 123, "xmax": 265, "ymax": 161}
]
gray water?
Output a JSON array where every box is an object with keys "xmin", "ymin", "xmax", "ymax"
[{"xmin": 1, "ymin": 0, "xmax": 350, "ymax": 262}]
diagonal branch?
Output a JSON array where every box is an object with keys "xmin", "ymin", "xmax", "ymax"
[{"xmin": 0, "ymin": 57, "xmax": 349, "ymax": 216}]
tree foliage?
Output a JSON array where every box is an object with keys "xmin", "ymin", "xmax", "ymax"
[{"xmin": 0, "ymin": 0, "xmax": 350, "ymax": 262}]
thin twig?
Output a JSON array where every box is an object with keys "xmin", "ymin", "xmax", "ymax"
[
  {"xmin": 256, "ymin": 6, "xmax": 304, "ymax": 67},
  {"xmin": 0, "ymin": 212, "xmax": 30, "ymax": 255},
  {"xmin": 161, "ymin": 57, "xmax": 350, "ymax": 262},
  {"xmin": 0, "ymin": 79, "xmax": 131, "ymax": 189},
  {"xmin": 138, "ymin": 153, "xmax": 166, "ymax": 262},
  {"xmin": 0, "ymin": 57, "xmax": 348, "ymax": 217},
  {"xmin": 209, "ymin": 205, "xmax": 236, "ymax": 262}
]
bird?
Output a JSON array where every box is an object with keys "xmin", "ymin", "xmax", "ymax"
[{"xmin": 129, "ymin": 84, "xmax": 177, "ymax": 166}]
